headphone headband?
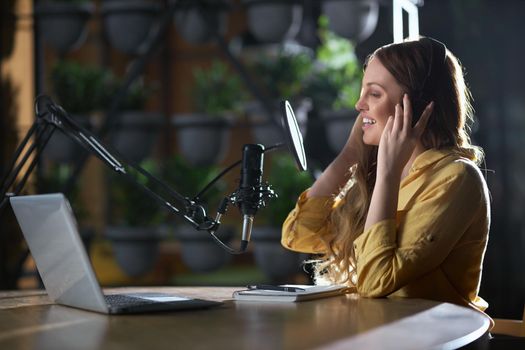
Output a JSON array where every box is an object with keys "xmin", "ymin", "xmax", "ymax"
[
  {"xmin": 417, "ymin": 37, "xmax": 447, "ymax": 104},
  {"xmin": 421, "ymin": 36, "xmax": 446, "ymax": 91},
  {"xmin": 409, "ymin": 37, "xmax": 447, "ymax": 124}
]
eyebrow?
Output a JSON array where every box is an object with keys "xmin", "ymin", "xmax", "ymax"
[{"xmin": 365, "ymin": 82, "xmax": 386, "ymax": 90}]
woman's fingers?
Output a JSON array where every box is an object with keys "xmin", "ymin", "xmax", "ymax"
[
  {"xmin": 393, "ymin": 103, "xmax": 403, "ymax": 132},
  {"xmin": 414, "ymin": 101, "xmax": 434, "ymax": 138},
  {"xmin": 384, "ymin": 115, "xmax": 394, "ymax": 134},
  {"xmin": 386, "ymin": 97, "xmax": 431, "ymax": 140}
]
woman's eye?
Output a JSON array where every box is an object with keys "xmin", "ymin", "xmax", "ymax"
[{"xmin": 370, "ymin": 92, "xmax": 381, "ymax": 98}]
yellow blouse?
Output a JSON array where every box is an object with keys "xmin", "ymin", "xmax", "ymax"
[{"xmin": 281, "ymin": 148, "xmax": 491, "ymax": 312}]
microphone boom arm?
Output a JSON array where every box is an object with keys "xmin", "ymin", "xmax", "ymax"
[{"xmin": 1, "ymin": 96, "xmax": 278, "ymax": 254}]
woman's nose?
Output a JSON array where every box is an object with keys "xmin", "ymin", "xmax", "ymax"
[{"xmin": 355, "ymin": 96, "xmax": 366, "ymax": 112}]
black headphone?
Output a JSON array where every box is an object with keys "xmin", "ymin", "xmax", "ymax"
[{"xmin": 412, "ymin": 37, "xmax": 447, "ymax": 125}]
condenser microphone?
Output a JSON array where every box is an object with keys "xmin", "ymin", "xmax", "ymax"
[{"xmin": 238, "ymin": 144, "xmax": 265, "ymax": 251}]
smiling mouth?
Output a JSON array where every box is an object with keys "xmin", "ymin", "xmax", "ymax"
[{"xmin": 362, "ymin": 117, "xmax": 376, "ymax": 125}]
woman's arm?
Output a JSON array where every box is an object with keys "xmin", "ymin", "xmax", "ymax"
[
  {"xmin": 281, "ymin": 117, "xmax": 365, "ymax": 252},
  {"xmin": 281, "ymin": 191, "xmax": 334, "ymax": 253}
]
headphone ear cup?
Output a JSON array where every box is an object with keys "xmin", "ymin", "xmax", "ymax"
[{"xmin": 411, "ymin": 97, "xmax": 427, "ymax": 126}]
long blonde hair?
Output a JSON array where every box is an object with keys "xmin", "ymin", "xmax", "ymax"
[{"xmin": 313, "ymin": 38, "xmax": 483, "ymax": 286}]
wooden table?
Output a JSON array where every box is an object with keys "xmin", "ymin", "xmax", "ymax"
[{"xmin": 0, "ymin": 287, "xmax": 490, "ymax": 349}]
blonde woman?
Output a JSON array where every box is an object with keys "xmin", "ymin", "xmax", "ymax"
[{"xmin": 282, "ymin": 37, "xmax": 491, "ymax": 314}]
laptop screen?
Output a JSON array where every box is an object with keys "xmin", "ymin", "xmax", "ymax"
[{"xmin": 10, "ymin": 193, "xmax": 109, "ymax": 313}]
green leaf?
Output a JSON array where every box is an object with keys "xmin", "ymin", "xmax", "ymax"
[
  {"xmin": 191, "ymin": 61, "xmax": 247, "ymax": 116},
  {"xmin": 51, "ymin": 60, "xmax": 113, "ymax": 114},
  {"xmin": 248, "ymin": 48, "xmax": 313, "ymax": 100},
  {"xmin": 109, "ymin": 159, "xmax": 165, "ymax": 226},
  {"xmin": 260, "ymin": 154, "xmax": 314, "ymax": 226},
  {"xmin": 303, "ymin": 15, "xmax": 363, "ymax": 111}
]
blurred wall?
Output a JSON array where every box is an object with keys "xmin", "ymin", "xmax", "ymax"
[{"xmin": 0, "ymin": 0, "xmax": 34, "ymax": 289}]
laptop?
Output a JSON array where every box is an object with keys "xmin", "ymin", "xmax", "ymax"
[{"xmin": 10, "ymin": 193, "xmax": 222, "ymax": 314}]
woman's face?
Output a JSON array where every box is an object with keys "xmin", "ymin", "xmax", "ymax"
[{"xmin": 355, "ymin": 57, "xmax": 404, "ymax": 146}]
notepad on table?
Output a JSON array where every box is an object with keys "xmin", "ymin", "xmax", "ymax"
[{"xmin": 232, "ymin": 284, "xmax": 350, "ymax": 303}]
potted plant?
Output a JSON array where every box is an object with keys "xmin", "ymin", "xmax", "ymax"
[
  {"xmin": 35, "ymin": 0, "xmax": 94, "ymax": 54},
  {"xmin": 242, "ymin": 0, "xmax": 302, "ymax": 43},
  {"xmin": 174, "ymin": 0, "xmax": 229, "ymax": 45},
  {"xmin": 106, "ymin": 159, "xmax": 166, "ymax": 277},
  {"xmin": 303, "ymin": 16, "xmax": 362, "ymax": 153},
  {"xmin": 44, "ymin": 60, "xmax": 111, "ymax": 163},
  {"xmin": 245, "ymin": 45, "xmax": 313, "ymax": 146},
  {"xmin": 321, "ymin": 0, "xmax": 380, "ymax": 43},
  {"xmin": 163, "ymin": 154, "xmax": 234, "ymax": 273},
  {"xmin": 251, "ymin": 153, "xmax": 313, "ymax": 282},
  {"xmin": 101, "ymin": 0, "xmax": 162, "ymax": 55},
  {"xmin": 171, "ymin": 60, "xmax": 246, "ymax": 166},
  {"xmin": 106, "ymin": 76, "xmax": 163, "ymax": 163}
]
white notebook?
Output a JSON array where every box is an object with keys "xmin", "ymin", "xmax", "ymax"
[{"xmin": 232, "ymin": 284, "xmax": 351, "ymax": 303}]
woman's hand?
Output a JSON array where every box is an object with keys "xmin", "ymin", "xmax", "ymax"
[
  {"xmin": 377, "ymin": 94, "xmax": 433, "ymax": 179},
  {"xmin": 364, "ymin": 95, "xmax": 433, "ymax": 231}
]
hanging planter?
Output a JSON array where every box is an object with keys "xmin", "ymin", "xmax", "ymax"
[
  {"xmin": 171, "ymin": 114, "xmax": 232, "ymax": 166},
  {"xmin": 244, "ymin": 101, "xmax": 284, "ymax": 147},
  {"xmin": 174, "ymin": 0, "xmax": 229, "ymax": 44},
  {"xmin": 242, "ymin": 0, "xmax": 302, "ymax": 43},
  {"xmin": 101, "ymin": 1, "xmax": 161, "ymax": 55},
  {"xmin": 45, "ymin": 60, "xmax": 110, "ymax": 163},
  {"xmin": 321, "ymin": 0, "xmax": 379, "ymax": 43},
  {"xmin": 170, "ymin": 60, "xmax": 244, "ymax": 166},
  {"xmin": 320, "ymin": 109, "xmax": 357, "ymax": 153},
  {"xmin": 43, "ymin": 114, "xmax": 93, "ymax": 163},
  {"xmin": 163, "ymin": 155, "xmax": 232, "ymax": 273},
  {"xmin": 175, "ymin": 225, "xmax": 234, "ymax": 273},
  {"xmin": 110, "ymin": 111, "xmax": 163, "ymax": 163},
  {"xmin": 35, "ymin": 1, "xmax": 94, "ymax": 53},
  {"xmin": 252, "ymin": 226, "xmax": 308, "ymax": 282},
  {"xmin": 106, "ymin": 226, "xmax": 165, "ymax": 277},
  {"xmin": 106, "ymin": 159, "xmax": 165, "ymax": 277},
  {"xmin": 106, "ymin": 74, "xmax": 161, "ymax": 162}
]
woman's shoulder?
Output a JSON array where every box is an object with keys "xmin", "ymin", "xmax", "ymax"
[
  {"xmin": 409, "ymin": 147, "xmax": 486, "ymax": 191},
  {"xmin": 437, "ymin": 149, "xmax": 485, "ymax": 182},
  {"xmin": 430, "ymin": 149, "xmax": 489, "ymax": 198}
]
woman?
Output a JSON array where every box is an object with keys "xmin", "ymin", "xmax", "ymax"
[{"xmin": 281, "ymin": 37, "xmax": 490, "ymax": 313}]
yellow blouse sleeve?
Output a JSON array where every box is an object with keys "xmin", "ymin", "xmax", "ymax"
[
  {"xmin": 353, "ymin": 164, "xmax": 485, "ymax": 297},
  {"xmin": 281, "ymin": 189, "xmax": 335, "ymax": 254}
]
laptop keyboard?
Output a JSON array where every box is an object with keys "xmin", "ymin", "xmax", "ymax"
[{"xmin": 104, "ymin": 294, "xmax": 156, "ymax": 308}]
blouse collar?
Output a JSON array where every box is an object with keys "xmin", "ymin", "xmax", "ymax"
[{"xmin": 409, "ymin": 148, "xmax": 454, "ymax": 174}]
